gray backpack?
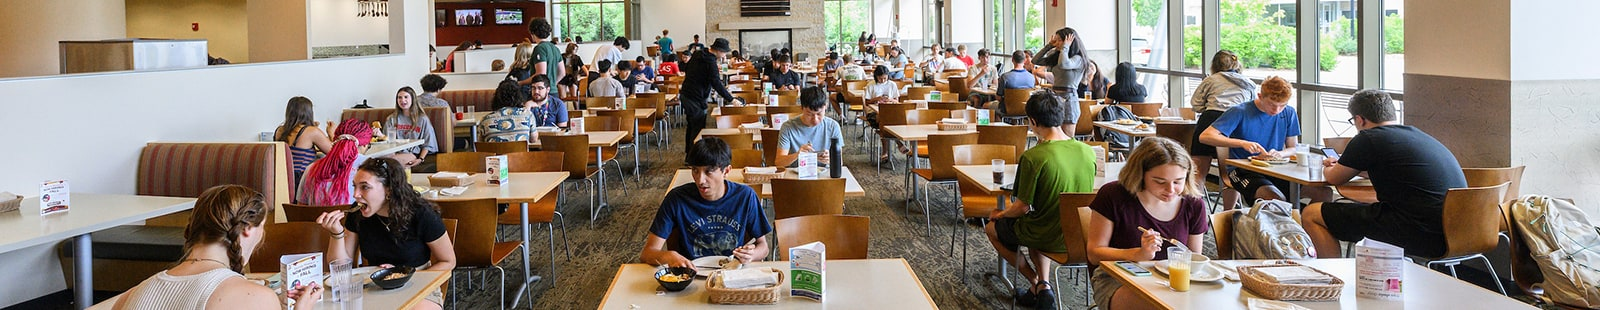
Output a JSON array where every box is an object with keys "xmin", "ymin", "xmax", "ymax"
[
  {"xmin": 1231, "ymin": 200, "xmax": 1317, "ymax": 259},
  {"xmin": 1511, "ymin": 195, "xmax": 1600, "ymax": 308}
]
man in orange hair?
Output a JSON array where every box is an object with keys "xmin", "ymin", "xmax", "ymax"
[
  {"xmin": 296, "ymin": 119, "xmax": 374, "ymax": 205},
  {"xmin": 1199, "ymin": 76, "xmax": 1331, "ymax": 206}
]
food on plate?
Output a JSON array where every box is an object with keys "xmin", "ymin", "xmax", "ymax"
[
  {"xmin": 1114, "ymin": 119, "xmax": 1139, "ymax": 125},
  {"xmin": 1251, "ymin": 159, "xmax": 1272, "ymax": 167},
  {"xmin": 1134, "ymin": 123, "xmax": 1151, "ymax": 130}
]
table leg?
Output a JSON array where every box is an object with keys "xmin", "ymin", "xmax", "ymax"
[
  {"xmin": 633, "ymin": 125, "xmax": 642, "ymax": 182},
  {"xmin": 593, "ymin": 146, "xmax": 609, "ymax": 223},
  {"xmin": 509, "ymin": 201, "xmax": 538, "ymax": 308},
  {"xmin": 905, "ymin": 140, "xmax": 917, "ymax": 202},
  {"xmin": 73, "ymin": 234, "xmax": 91, "ymax": 310},
  {"xmin": 1290, "ymin": 183, "xmax": 1302, "ymax": 209}
]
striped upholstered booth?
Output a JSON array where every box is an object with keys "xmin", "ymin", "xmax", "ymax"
[
  {"xmin": 61, "ymin": 142, "xmax": 290, "ymax": 291},
  {"xmin": 340, "ymin": 106, "xmax": 455, "ymax": 153},
  {"xmin": 439, "ymin": 88, "xmax": 496, "ymax": 112}
]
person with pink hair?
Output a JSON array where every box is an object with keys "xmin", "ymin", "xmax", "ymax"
[{"xmin": 296, "ymin": 119, "xmax": 374, "ymax": 205}]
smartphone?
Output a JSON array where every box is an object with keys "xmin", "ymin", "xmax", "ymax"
[
  {"xmin": 1319, "ymin": 147, "xmax": 1340, "ymax": 160},
  {"xmin": 1115, "ymin": 261, "xmax": 1152, "ymax": 277}
]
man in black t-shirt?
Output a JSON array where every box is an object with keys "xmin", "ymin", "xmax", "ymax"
[
  {"xmin": 1302, "ymin": 90, "xmax": 1467, "ymax": 258},
  {"xmin": 768, "ymin": 54, "xmax": 803, "ymax": 91}
]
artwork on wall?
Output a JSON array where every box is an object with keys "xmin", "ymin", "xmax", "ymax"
[{"xmin": 435, "ymin": 9, "xmax": 447, "ymax": 27}]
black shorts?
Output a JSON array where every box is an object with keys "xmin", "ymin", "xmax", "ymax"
[
  {"xmin": 1319, "ymin": 201, "xmax": 1447, "ymax": 257},
  {"xmin": 1190, "ymin": 110, "xmax": 1226, "ymax": 157},
  {"xmin": 994, "ymin": 217, "xmax": 1023, "ymax": 252},
  {"xmin": 1227, "ymin": 168, "xmax": 1294, "ymax": 204}
]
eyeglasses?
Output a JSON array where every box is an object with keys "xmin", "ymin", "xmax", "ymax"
[{"xmin": 1344, "ymin": 117, "xmax": 1355, "ymax": 125}]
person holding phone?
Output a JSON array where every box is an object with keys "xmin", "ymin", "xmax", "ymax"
[
  {"xmin": 640, "ymin": 137, "xmax": 772, "ymax": 267},
  {"xmin": 1301, "ymin": 90, "xmax": 1466, "ymax": 259}
]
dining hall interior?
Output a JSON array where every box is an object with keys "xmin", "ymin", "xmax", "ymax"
[{"xmin": 1, "ymin": 0, "xmax": 1598, "ymax": 309}]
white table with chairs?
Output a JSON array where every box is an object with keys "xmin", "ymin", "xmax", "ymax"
[
  {"xmin": 9, "ymin": 194, "xmax": 195, "ymax": 309},
  {"xmin": 407, "ymin": 171, "xmax": 568, "ymax": 308},
  {"xmin": 1100, "ymin": 258, "xmax": 1536, "ymax": 310},
  {"xmin": 598, "ymin": 259, "xmax": 936, "ymax": 309}
]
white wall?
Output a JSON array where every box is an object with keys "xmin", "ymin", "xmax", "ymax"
[
  {"xmin": 873, "ymin": 0, "xmax": 895, "ymax": 37},
  {"xmin": 1067, "ymin": 0, "xmax": 1115, "ymax": 50},
  {"xmin": 898, "ymin": 0, "xmax": 924, "ymax": 40},
  {"xmin": 949, "ymin": 0, "xmax": 982, "ymax": 43},
  {"xmin": 639, "ymin": 0, "xmax": 707, "ymax": 47},
  {"xmin": 0, "ymin": 0, "xmax": 126, "ymax": 78},
  {"xmin": 0, "ymin": 0, "xmax": 430, "ymax": 306},
  {"xmin": 1510, "ymin": 0, "xmax": 1600, "ymax": 81},
  {"xmin": 308, "ymin": 0, "xmax": 392, "ymax": 47}
]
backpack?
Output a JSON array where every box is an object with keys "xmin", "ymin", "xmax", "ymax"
[
  {"xmin": 1231, "ymin": 200, "xmax": 1317, "ymax": 259},
  {"xmin": 1510, "ymin": 195, "xmax": 1600, "ymax": 308},
  {"xmin": 1094, "ymin": 104, "xmax": 1138, "ymax": 149}
]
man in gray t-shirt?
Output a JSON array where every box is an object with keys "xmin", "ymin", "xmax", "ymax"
[{"xmin": 776, "ymin": 87, "xmax": 843, "ymax": 167}]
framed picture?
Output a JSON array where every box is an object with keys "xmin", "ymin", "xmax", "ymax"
[
  {"xmin": 455, "ymin": 9, "xmax": 483, "ymax": 27},
  {"xmin": 435, "ymin": 9, "xmax": 446, "ymax": 27}
]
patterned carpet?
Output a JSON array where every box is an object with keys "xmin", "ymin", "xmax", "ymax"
[{"xmin": 441, "ymin": 118, "xmax": 1176, "ymax": 310}]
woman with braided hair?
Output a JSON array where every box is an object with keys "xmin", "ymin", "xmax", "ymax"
[
  {"xmin": 295, "ymin": 119, "xmax": 373, "ymax": 206},
  {"xmin": 317, "ymin": 157, "xmax": 455, "ymax": 309},
  {"xmin": 114, "ymin": 185, "xmax": 322, "ymax": 309}
]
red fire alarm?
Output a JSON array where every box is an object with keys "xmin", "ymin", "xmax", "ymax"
[{"xmin": 192, "ymin": 23, "xmax": 199, "ymax": 31}]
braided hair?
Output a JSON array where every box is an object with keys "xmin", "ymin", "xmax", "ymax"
[
  {"xmin": 183, "ymin": 185, "xmax": 267, "ymax": 273},
  {"xmin": 358, "ymin": 157, "xmax": 439, "ymax": 242}
]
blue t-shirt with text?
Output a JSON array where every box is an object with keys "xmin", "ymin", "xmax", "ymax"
[{"xmin": 649, "ymin": 181, "xmax": 772, "ymax": 259}]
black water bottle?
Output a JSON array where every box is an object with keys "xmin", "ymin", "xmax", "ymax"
[{"xmin": 829, "ymin": 137, "xmax": 842, "ymax": 178}]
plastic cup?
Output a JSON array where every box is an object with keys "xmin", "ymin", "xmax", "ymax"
[
  {"xmin": 1167, "ymin": 246, "xmax": 1191, "ymax": 292},
  {"xmin": 991, "ymin": 159, "xmax": 1005, "ymax": 184}
]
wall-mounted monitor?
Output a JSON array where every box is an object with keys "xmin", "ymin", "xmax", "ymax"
[
  {"xmin": 495, "ymin": 9, "xmax": 523, "ymax": 25},
  {"xmin": 455, "ymin": 9, "xmax": 483, "ymax": 26}
]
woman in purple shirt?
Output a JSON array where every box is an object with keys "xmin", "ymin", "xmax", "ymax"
[{"xmin": 1085, "ymin": 137, "xmax": 1208, "ymax": 310}]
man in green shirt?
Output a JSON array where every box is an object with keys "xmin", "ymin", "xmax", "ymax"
[
  {"xmin": 985, "ymin": 92, "xmax": 1096, "ymax": 309},
  {"xmin": 528, "ymin": 18, "xmax": 565, "ymax": 84}
]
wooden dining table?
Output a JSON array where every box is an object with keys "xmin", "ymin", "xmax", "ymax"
[
  {"xmin": 362, "ymin": 138, "xmax": 423, "ymax": 157},
  {"xmin": 599, "ymin": 259, "xmax": 936, "ymax": 309},
  {"xmin": 880, "ymin": 124, "xmax": 1030, "ymax": 199},
  {"xmin": 407, "ymin": 172, "xmax": 567, "ymax": 307},
  {"xmin": 1100, "ymin": 258, "xmax": 1536, "ymax": 310},
  {"xmin": 1224, "ymin": 155, "xmax": 1331, "ymax": 208}
]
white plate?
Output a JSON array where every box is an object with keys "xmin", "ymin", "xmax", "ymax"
[
  {"xmin": 1151, "ymin": 261, "xmax": 1225, "ymax": 282},
  {"xmin": 690, "ymin": 256, "xmax": 740, "ymax": 277}
]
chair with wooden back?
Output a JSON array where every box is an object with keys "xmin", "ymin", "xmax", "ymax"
[
  {"xmin": 498, "ymin": 150, "xmax": 571, "ymax": 260},
  {"xmin": 586, "ymin": 97, "xmax": 622, "ymax": 110},
  {"xmin": 910, "ymin": 132, "xmax": 977, "ymax": 234},
  {"xmin": 905, "ymin": 109, "xmax": 946, "ymax": 125},
  {"xmin": 1037, "ymin": 196, "xmax": 1098, "ymax": 310},
  {"xmin": 246, "ymin": 222, "xmax": 330, "ymax": 273},
  {"xmin": 1430, "ymin": 182, "xmax": 1511, "ymax": 295},
  {"xmin": 715, "ymin": 114, "xmax": 764, "ymax": 129},
  {"xmin": 719, "ymin": 106, "xmax": 761, "ymax": 116},
  {"xmin": 1121, "ymin": 102, "xmax": 1163, "ymax": 118},
  {"xmin": 475, "ymin": 141, "xmax": 529, "ymax": 155},
  {"xmin": 1323, "ymin": 137, "xmax": 1352, "ymax": 153},
  {"xmin": 773, "ymin": 89, "xmax": 800, "ymax": 99},
  {"xmin": 765, "ymin": 105, "xmax": 803, "ymax": 116},
  {"xmin": 702, "ymin": 132, "xmax": 756, "ymax": 150},
  {"xmin": 1075, "ymin": 104, "xmax": 1108, "ymax": 139},
  {"xmin": 540, "ymin": 134, "xmax": 603, "ymax": 222},
  {"xmin": 437, "ymin": 151, "xmax": 494, "ymax": 172},
  {"xmin": 928, "ymin": 101, "xmax": 968, "ymax": 111},
  {"xmin": 776, "ymin": 215, "xmax": 870, "ymax": 260},
  {"xmin": 770, "ymin": 178, "xmax": 846, "ymax": 220},
  {"xmin": 906, "ymin": 86, "xmax": 935, "ymax": 101},
  {"xmin": 950, "ymin": 144, "xmax": 1017, "ymax": 267},
  {"xmin": 731, "ymin": 149, "xmax": 767, "ymax": 169},
  {"xmin": 759, "ymin": 128, "xmax": 782, "ymax": 165},
  {"xmin": 949, "ymin": 76, "xmax": 971, "ymax": 101},
  {"xmin": 733, "ymin": 91, "xmax": 764, "ymax": 105},
  {"xmin": 281, "ymin": 203, "xmax": 345, "ymax": 222},
  {"xmin": 1000, "ymin": 88, "xmax": 1033, "ymax": 123},
  {"xmin": 598, "ymin": 109, "xmax": 641, "ymax": 180},
  {"xmin": 977, "ymin": 124, "xmax": 1029, "ymax": 160},
  {"xmin": 1463, "ymin": 166, "xmax": 1526, "ymax": 205},
  {"xmin": 582, "ymin": 115, "xmax": 624, "ymax": 169},
  {"xmin": 1155, "ymin": 122, "xmax": 1197, "ymax": 152},
  {"xmin": 436, "ymin": 198, "xmax": 526, "ymax": 306}
]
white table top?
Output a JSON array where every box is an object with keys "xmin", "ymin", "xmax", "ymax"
[
  {"xmin": 363, "ymin": 139, "xmax": 423, "ymax": 157},
  {"xmin": 1093, "ymin": 121, "xmax": 1158, "ymax": 137},
  {"xmin": 882, "ymin": 124, "xmax": 1025, "ymax": 141},
  {"xmin": 453, "ymin": 111, "xmax": 492, "ymax": 127},
  {"xmin": 408, "ymin": 172, "xmax": 569, "ymax": 204},
  {"xmin": 695, "ymin": 128, "xmax": 766, "ymax": 144},
  {"xmin": 599, "ymin": 259, "xmax": 936, "ymax": 309},
  {"xmin": 667, "ymin": 166, "xmax": 866, "ymax": 199},
  {"xmin": 1102, "ymin": 259, "xmax": 1536, "ymax": 310},
  {"xmin": 1, "ymin": 194, "xmax": 195, "ymax": 253},
  {"xmin": 528, "ymin": 131, "xmax": 628, "ymax": 148},
  {"xmin": 952, "ymin": 164, "xmax": 1114, "ymax": 195},
  {"xmin": 246, "ymin": 270, "xmax": 451, "ymax": 310},
  {"xmin": 1223, "ymin": 157, "xmax": 1330, "ymax": 187}
]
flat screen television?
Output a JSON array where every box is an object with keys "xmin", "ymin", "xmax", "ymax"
[
  {"xmin": 455, "ymin": 9, "xmax": 483, "ymax": 26},
  {"xmin": 495, "ymin": 9, "xmax": 523, "ymax": 25}
]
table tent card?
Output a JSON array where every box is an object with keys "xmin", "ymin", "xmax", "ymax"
[
  {"xmin": 796, "ymin": 153, "xmax": 819, "ymax": 179},
  {"xmin": 39, "ymin": 180, "xmax": 70, "ymax": 215},
  {"xmin": 976, "ymin": 110, "xmax": 991, "ymax": 125},
  {"xmin": 789, "ymin": 242, "xmax": 826, "ymax": 301},
  {"xmin": 771, "ymin": 114, "xmax": 791, "ymax": 128},
  {"xmin": 280, "ymin": 252, "xmax": 324, "ymax": 293},
  {"xmin": 1355, "ymin": 238, "xmax": 1405, "ymax": 301},
  {"xmin": 486, "ymin": 155, "xmax": 509, "ymax": 185}
]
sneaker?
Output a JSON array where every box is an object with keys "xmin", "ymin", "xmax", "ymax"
[
  {"xmin": 1035, "ymin": 287, "xmax": 1058, "ymax": 310},
  {"xmin": 1014, "ymin": 287, "xmax": 1037, "ymax": 307}
]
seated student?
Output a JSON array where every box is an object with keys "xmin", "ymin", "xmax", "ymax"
[
  {"xmin": 822, "ymin": 52, "xmax": 843, "ymax": 72},
  {"xmin": 1198, "ymin": 76, "xmax": 1331, "ymax": 207},
  {"xmin": 588, "ymin": 59, "xmax": 627, "ymax": 97},
  {"xmin": 837, "ymin": 54, "xmax": 866, "ymax": 81},
  {"xmin": 1086, "ymin": 137, "xmax": 1208, "ymax": 310},
  {"xmin": 1303, "ymin": 90, "xmax": 1466, "ymax": 259},
  {"xmin": 276, "ymin": 97, "xmax": 336, "ymax": 186},
  {"xmin": 297, "ymin": 120, "xmax": 372, "ymax": 206},
  {"xmin": 985, "ymin": 92, "xmax": 1097, "ymax": 309},
  {"xmin": 415, "ymin": 74, "xmax": 450, "ymax": 108},
  {"xmin": 478, "ymin": 80, "xmax": 537, "ymax": 142},
  {"xmin": 526, "ymin": 75, "xmax": 570, "ymax": 128},
  {"xmin": 657, "ymin": 53, "xmax": 682, "ymax": 76},
  {"xmin": 775, "ymin": 87, "xmax": 843, "ymax": 167},
  {"xmin": 768, "ymin": 54, "xmax": 804, "ymax": 91},
  {"xmin": 114, "ymin": 185, "xmax": 321, "ymax": 310},
  {"xmin": 941, "ymin": 47, "xmax": 970, "ymax": 72},
  {"xmin": 990, "ymin": 50, "xmax": 1038, "ymax": 114},
  {"xmin": 862, "ymin": 66, "xmax": 903, "ymax": 163},
  {"xmin": 615, "ymin": 61, "xmax": 643, "ymax": 95},
  {"xmin": 385, "ymin": 87, "xmax": 439, "ymax": 168},
  {"xmin": 632, "ymin": 56, "xmax": 657, "ymax": 81},
  {"xmin": 884, "ymin": 47, "xmax": 909, "ymax": 80},
  {"xmin": 317, "ymin": 158, "xmax": 456, "ymax": 310},
  {"xmin": 639, "ymin": 137, "xmax": 773, "ymax": 266},
  {"xmin": 1106, "ymin": 62, "xmax": 1147, "ymax": 104}
]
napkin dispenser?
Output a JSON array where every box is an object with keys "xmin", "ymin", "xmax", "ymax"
[{"xmin": 427, "ymin": 172, "xmax": 475, "ymax": 187}]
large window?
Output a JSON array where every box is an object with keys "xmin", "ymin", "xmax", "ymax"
[
  {"xmin": 1382, "ymin": 0, "xmax": 1404, "ymax": 90},
  {"xmin": 824, "ymin": 0, "xmax": 871, "ymax": 56},
  {"xmin": 1317, "ymin": 0, "xmax": 1357, "ymax": 86},
  {"xmin": 553, "ymin": 1, "xmax": 629, "ymax": 43},
  {"xmin": 1219, "ymin": 0, "xmax": 1298, "ymax": 82},
  {"xmin": 1023, "ymin": 0, "xmax": 1044, "ymax": 51}
]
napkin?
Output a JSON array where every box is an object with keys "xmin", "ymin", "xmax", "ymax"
[
  {"xmin": 940, "ymin": 118, "xmax": 967, "ymax": 124},
  {"xmin": 740, "ymin": 122, "xmax": 764, "ymax": 129},
  {"xmin": 720, "ymin": 267, "xmax": 779, "ymax": 289},
  {"xmin": 437, "ymin": 186, "xmax": 469, "ymax": 196},
  {"xmin": 432, "ymin": 172, "xmax": 469, "ymax": 179},
  {"xmin": 1251, "ymin": 266, "xmax": 1334, "ymax": 284},
  {"xmin": 745, "ymin": 167, "xmax": 779, "ymax": 174},
  {"xmin": 1246, "ymin": 298, "xmax": 1312, "ymax": 310}
]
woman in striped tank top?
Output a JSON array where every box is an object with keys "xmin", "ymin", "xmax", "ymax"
[
  {"xmin": 276, "ymin": 97, "xmax": 337, "ymax": 186},
  {"xmin": 112, "ymin": 185, "xmax": 321, "ymax": 309}
]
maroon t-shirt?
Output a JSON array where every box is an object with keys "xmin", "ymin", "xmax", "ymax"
[{"xmin": 1088, "ymin": 181, "xmax": 1210, "ymax": 260}]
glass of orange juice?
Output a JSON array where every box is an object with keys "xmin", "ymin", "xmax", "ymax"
[{"xmin": 1168, "ymin": 246, "xmax": 1191, "ymax": 292}]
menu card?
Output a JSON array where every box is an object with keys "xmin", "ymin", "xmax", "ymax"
[
  {"xmin": 280, "ymin": 252, "xmax": 323, "ymax": 292},
  {"xmin": 39, "ymin": 180, "xmax": 70, "ymax": 215},
  {"xmin": 796, "ymin": 153, "xmax": 819, "ymax": 179},
  {"xmin": 976, "ymin": 109, "xmax": 991, "ymax": 125},
  {"xmin": 486, "ymin": 155, "xmax": 509, "ymax": 185},
  {"xmin": 1355, "ymin": 238, "xmax": 1405, "ymax": 301},
  {"xmin": 927, "ymin": 91, "xmax": 942, "ymax": 101},
  {"xmin": 771, "ymin": 114, "xmax": 791, "ymax": 128},
  {"xmin": 789, "ymin": 242, "xmax": 826, "ymax": 301},
  {"xmin": 1090, "ymin": 145, "xmax": 1108, "ymax": 176}
]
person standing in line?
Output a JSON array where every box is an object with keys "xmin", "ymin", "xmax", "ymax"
[
  {"xmin": 656, "ymin": 29, "xmax": 674, "ymax": 55},
  {"xmin": 679, "ymin": 38, "xmax": 741, "ymax": 157}
]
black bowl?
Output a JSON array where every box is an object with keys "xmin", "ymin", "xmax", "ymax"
[
  {"xmin": 654, "ymin": 267, "xmax": 696, "ymax": 292},
  {"xmin": 369, "ymin": 266, "xmax": 415, "ymax": 290}
]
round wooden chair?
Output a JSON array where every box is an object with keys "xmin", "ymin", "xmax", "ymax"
[
  {"xmin": 436, "ymin": 151, "xmax": 494, "ymax": 173},
  {"xmin": 475, "ymin": 141, "xmax": 529, "ymax": 155}
]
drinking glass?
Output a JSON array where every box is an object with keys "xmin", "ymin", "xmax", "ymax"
[
  {"xmin": 467, "ymin": 106, "xmax": 475, "ymax": 115},
  {"xmin": 991, "ymin": 159, "xmax": 1005, "ymax": 184},
  {"xmin": 1167, "ymin": 246, "xmax": 1191, "ymax": 292}
]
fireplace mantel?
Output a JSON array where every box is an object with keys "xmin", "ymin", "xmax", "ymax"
[{"xmin": 717, "ymin": 21, "xmax": 814, "ymax": 31}]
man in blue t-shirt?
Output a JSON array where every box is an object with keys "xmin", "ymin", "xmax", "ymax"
[
  {"xmin": 640, "ymin": 137, "xmax": 773, "ymax": 267},
  {"xmin": 526, "ymin": 75, "xmax": 569, "ymax": 127},
  {"xmin": 993, "ymin": 50, "xmax": 1038, "ymax": 114},
  {"xmin": 1199, "ymin": 77, "xmax": 1329, "ymax": 206},
  {"xmin": 776, "ymin": 86, "xmax": 843, "ymax": 166}
]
